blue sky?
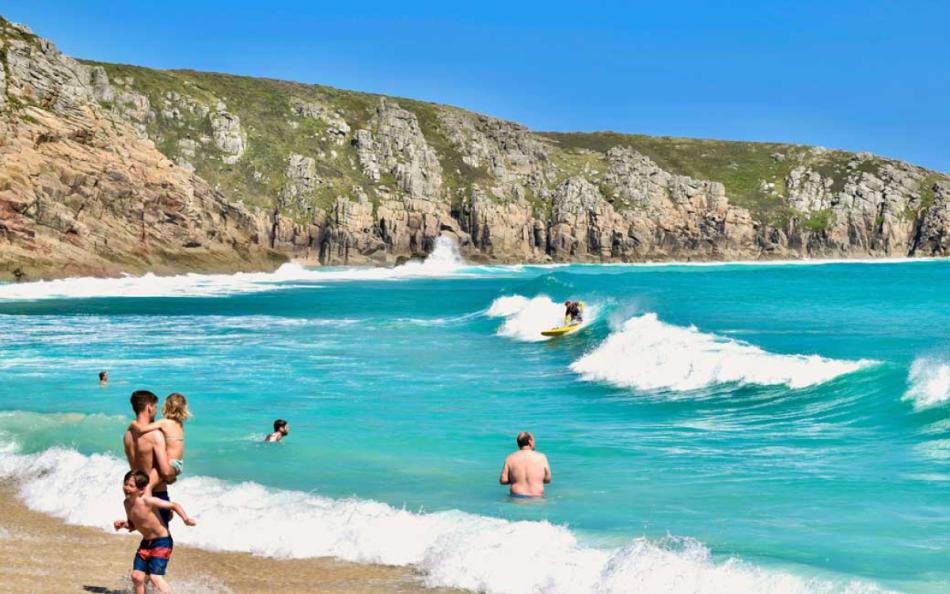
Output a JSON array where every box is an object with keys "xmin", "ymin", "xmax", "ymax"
[{"xmin": 3, "ymin": 1, "xmax": 948, "ymax": 171}]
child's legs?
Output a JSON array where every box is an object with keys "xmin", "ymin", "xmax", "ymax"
[
  {"xmin": 130, "ymin": 570, "xmax": 147, "ymax": 594},
  {"xmin": 149, "ymin": 574, "xmax": 172, "ymax": 594}
]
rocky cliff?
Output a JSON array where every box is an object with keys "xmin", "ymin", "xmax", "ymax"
[
  {"xmin": 0, "ymin": 18, "xmax": 284, "ymax": 280},
  {"xmin": 1, "ymin": 16, "xmax": 948, "ymax": 281}
]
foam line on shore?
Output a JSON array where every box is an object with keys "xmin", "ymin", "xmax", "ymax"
[
  {"xmin": 0, "ymin": 236, "xmax": 479, "ymax": 301},
  {"xmin": 0, "ymin": 436, "xmax": 893, "ymax": 594},
  {"xmin": 579, "ymin": 256, "xmax": 943, "ymax": 268}
]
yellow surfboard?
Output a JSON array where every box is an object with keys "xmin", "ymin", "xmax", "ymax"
[{"xmin": 541, "ymin": 323, "xmax": 581, "ymax": 337}]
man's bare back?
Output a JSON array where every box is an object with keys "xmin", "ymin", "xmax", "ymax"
[{"xmin": 499, "ymin": 432, "xmax": 551, "ymax": 497}]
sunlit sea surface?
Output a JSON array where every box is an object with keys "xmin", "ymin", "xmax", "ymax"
[{"xmin": 1, "ymin": 239, "xmax": 947, "ymax": 593}]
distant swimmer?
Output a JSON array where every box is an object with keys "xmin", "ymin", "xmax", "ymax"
[
  {"xmin": 499, "ymin": 431, "xmax": 551, "ymax": 498},
  {"xmin": 99, "ymin": 370, "xmax": 109, "ymax": 385},
  {"xmin": 564, "ymin": 300, "xmax": 584, "ymax": 325},
  {"xmin": 265, "ymin": 419, "xmax": 289, "ymax": 442}
]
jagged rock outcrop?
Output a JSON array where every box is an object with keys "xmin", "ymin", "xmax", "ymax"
[
  {"xmin": 913, "ymin": 182, "xmax": 950, "ymax": 255},
  {"xmin": 782, "ymin": 155, "xmax": 930, "ymax": 256},
  {"xmin": 290, "ymin": 98, "xmax": 350, "ymax": 144},
  {"xmin": 2, "ymin": 15, "xmax": 949, "ymax": 280},
  {"xmin": 355, "ymin": 98, "xmax": 443, "ymax": 199},
  {"xmin": 282, "ymin": 153, "xmax": 320, "ymax": 203},
  {"xmin": 0, "ymin": 18, "xmax": 282, "ymax": 281},
  {"xmin": 209, "ymin": 107, "xmax": 245, "ymax": 164},
  {"xmin": 439, "ymin": 109, "xmax": 554, "ymax": 199},
  {"xmin": 465, "ymin": 188, "xmax": 542, "ymax": 261}
]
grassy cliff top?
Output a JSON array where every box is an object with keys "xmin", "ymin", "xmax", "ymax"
[{"xmin": 41, "ymin": 54, "xmax": 950, "ymax": 223}]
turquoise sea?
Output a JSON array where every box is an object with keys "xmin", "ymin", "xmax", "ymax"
[{"xmin": 0, "ymin": 239, "xmax": 947, "ymax": 593}]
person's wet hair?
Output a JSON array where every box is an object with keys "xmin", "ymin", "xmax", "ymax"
[
  {"xmin": 130, "ymin": 390, "xmax": 158, "ymax": 413},
  {"xmin": 123, "ymin": 469, "xmax": 150, "ymax": 489},
  {"xmin": 273, "ymin": 418, "xmax": 287, "ymax": 432},
  {"xmin": 99, "ymin": 370, "xmax": 107, "ymax": 381},
  {"xmin": 516, "ymin": 431, "xmax": 533, "ymax": 448}
]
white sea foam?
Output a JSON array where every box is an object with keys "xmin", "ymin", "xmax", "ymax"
[
  {"xmin": 580, "ymin": 256, "xmax": 943, "ymax": 269},
  {"xmin": 903, "ymin": 356, "xmax": 950, "ymax": 410},
  {"xmin": 570, "ymin": 314, "xmax": 873, "ymax": 392},
  {"xmin": 487, "ymin": 294, "xmax": 596, "ymax": 342},
  {"xmin": 0, "ymin": 236, "xmax": 470, "ymax": 301},
  {"xmin": 0, "ymin": 440, "xmax": 893, "ymax": 594}
]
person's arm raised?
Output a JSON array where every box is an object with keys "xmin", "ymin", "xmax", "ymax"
[{"xmin": 146, "ymin": 497, "xmax": 196, "ymax": 526}]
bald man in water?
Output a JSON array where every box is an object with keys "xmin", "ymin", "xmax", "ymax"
[{"xmin": 499, "ymin": 431, "xmax": 551, "ymax": 498}]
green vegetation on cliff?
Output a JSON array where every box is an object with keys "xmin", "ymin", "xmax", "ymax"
[{"xmin": 84, "ymin": 60, "xmax": 945, "ymax": 229}]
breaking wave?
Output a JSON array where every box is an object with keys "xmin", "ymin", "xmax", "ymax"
[
  {"xmin": 487, "ymin": 294, "xmax": 596, "ymax": 342},
  {"xmin": 0, "ymin": 438, "xmax": 892, "ymax": 594},
  {"xmin": 570, "ymin": 314, "xmax": 874, "ymax": 392},
  {"xmin": 903, "ymin": 356, "xmax": 950, "ymax": 410},
  {"xmin": 0, "ymin": 236, "xmax": 470, "ymax": 301}
]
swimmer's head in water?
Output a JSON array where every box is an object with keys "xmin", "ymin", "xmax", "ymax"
[
  {"xmin": 162, "ymin": 392, "xmax": 191, "ymax": 423},
  {"xmin": 123, "ymin": 469, "xmax": 150, "ymax": 493},
  {"xmin": 273, "ymin": 418, "xmax": 288, "ymax": 434},
  {"xmin": 564, "ymin": 300, "xmax": 571, "ymax": 306},
  {"xmin": 130, "ymin": 390, "xmax": 158, "ymax": 414},
  {"xmin": 99, "ymin": 370, "xmax": 108, "ymax": 382},
  {"xmin": 516, "ymin": 431, "xmax": 534, "ymax": 449}
]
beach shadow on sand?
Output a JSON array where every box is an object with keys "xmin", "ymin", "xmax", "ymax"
[{"xmin": 82, "ymin": 586, "xmax": 124, "ymax": 594}]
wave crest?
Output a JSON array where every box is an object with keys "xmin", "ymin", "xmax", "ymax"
[
  {"xmin": 487, "ymin": 294, "xmax": 595, "ymax": 342},
  {"xmin": 570, "ymin": 314, "xmax": 873, "ymax": 392},
  {"xmin": 903, "ymin": 356, "xmax": 950, "ymax": 410}
]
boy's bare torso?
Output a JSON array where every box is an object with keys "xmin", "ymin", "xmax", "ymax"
[{"xmin": 124, "ymin": 495, "xmax": 169, "ymax": 540}]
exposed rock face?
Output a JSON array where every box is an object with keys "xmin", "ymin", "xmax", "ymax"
[
  {"xmin": 782, "ymin": 156, "xmax": 930, "ymax": 256},
  {"xmin": 291, "ymin": 98, "xmax": 350, "ymax": 144},
  {"xmin": 914, "ymin": 182, "xmax": 950, "ymax": 255},
  {"xmin": 439, "ymin": 110, "xmax": 554, "ymax": 198},
  {"xmin": 2, "ymin": 16, "xmax": 949, "ymax": 280},
  {"xmin": 356, "ymin": 98, "xmax": 443, "ymax": 199},
  {"xmin": 786, "ymin": 166, "xmax": 833, "ymax": 212},
  {"xmin": 462, "ymin": 187, "xmax": 539, "ymax": 261},
  {"xmin": 0, "ymin": 19, "xmax": 282, "ymax": 281},
  {"xmin": 283, "ymin": 154, "xmax": 320, "ymax": 202},
  {"xmin": 209, "ymin": 108, "xmax": 245, "ymax": 164}
]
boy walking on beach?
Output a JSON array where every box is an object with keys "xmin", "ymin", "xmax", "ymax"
[{"xmin": 114, "ymin": 470, "xmax": 196, "ymax": 594}]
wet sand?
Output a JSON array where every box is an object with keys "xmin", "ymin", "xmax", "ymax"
[{"xmin": 0, "ymin": 484, "xmax": 457, "ymax": 594}]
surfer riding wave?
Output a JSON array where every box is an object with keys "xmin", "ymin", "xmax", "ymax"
[{"xmin": 564, "ymin": 300, "xmax": 584, "ymax": 326}]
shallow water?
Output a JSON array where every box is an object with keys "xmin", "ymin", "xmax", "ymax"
[{"xmin": 0, "ymin": 240, "xmax": 947, "ymax": 593}]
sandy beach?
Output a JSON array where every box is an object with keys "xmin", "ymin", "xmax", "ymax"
[{"xmin": 0, "ymin": 484, "xmax": 456, "ymax": 594}]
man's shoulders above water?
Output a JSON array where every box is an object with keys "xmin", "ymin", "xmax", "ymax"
[{"xmin": 510, "ymin": 448, "xmax": 547, "ymax": 460}]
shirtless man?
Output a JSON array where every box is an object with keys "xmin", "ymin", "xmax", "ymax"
[
  {"xmin": 123, "ymin": 390, "xmax": 177, "ymax": 525},
  {"xmin": 499, "ymin": 431, "xmax": 552, "ymax": 498},
  {"xmin": 264, "ymin": 419, "xmax": 289, "ymax": 442}
]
